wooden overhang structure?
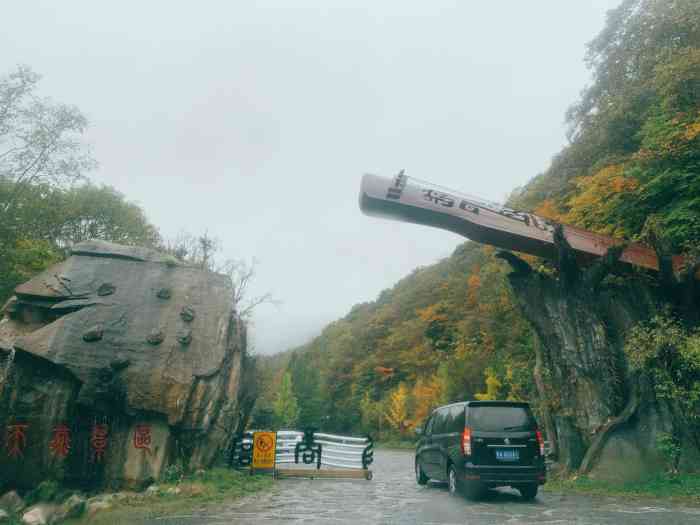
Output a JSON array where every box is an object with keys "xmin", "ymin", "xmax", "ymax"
[{"xmin": 359, "ymin": 171, "xmax": 689, "ymax": 275}]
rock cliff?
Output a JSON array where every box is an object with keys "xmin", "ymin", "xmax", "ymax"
[
  {"xmin": 498, "ymin": 229, "xmax": 700, "ymax": 480},
  {"xmin": 0, "ymin": 241, "xmax": 248, "ymax": 491}
]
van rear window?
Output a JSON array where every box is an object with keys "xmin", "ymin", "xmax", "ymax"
[{"xmin": 469, "ymin": 406, "xmax": 535, "ymax": 432}]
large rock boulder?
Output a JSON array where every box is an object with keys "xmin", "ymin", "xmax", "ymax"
[
  {"xmin": 0, "ymin": 241, "xmax": 247, "ymax": 490},
  {"xmin": 0, "ymin": 490, "xmax": 25, "ymax": 514}
]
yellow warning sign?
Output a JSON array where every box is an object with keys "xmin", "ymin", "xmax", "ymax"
[{"xmin": 252, "ymin": 431, "xmax": 277, "ymax": 469}]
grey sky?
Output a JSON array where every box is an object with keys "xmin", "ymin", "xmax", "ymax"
[{"xmin": 3, "ymin": 1, "xmax": 621, "ymax": 354}]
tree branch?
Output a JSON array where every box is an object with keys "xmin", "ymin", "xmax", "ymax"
[
  {"xmin": 579, "ymin": 381, "xmax": 639, "ymax": 474},
  {"xmin": 584, "ymin": 243, "xmax": 626, "ymax": 289},
  {"xmin": 554, "ymin": 224, "xmax": 580, "ymax": 287}
]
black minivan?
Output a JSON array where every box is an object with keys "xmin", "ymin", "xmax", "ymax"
[{"xmin": 415, "ymin": 400, "xmax": 546, "ymax": 500}]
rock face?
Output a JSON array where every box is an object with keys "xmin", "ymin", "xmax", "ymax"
[
  {"xmin": 0, "ymin": 241, "xmax": 248, "ymax": 491},
  {"xmin": 497, "ymin": 231, "xmax": 700, "ymax": 480}
]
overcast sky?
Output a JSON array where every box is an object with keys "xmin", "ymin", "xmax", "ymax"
[{"xmin": 3, "ymin": 1, "xmax": 621, "ymax": 354}]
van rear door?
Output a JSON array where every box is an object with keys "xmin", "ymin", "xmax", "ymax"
[{"xmin": 467, "ymin": 403, "xmax": 539, "ymax": 467}]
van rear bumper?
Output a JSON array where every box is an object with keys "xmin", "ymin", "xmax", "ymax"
[{"xmin": 462, "ymin": 464, "xmax": 546, "ymax": 485}]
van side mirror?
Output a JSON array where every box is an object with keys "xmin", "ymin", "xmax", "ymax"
[{"xmin": 415, "ymin": 426, "xmax": 423, "ymax": 437}]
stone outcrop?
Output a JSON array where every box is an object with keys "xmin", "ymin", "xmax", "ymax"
[
  {"xmin": 497, "ymin": 228, "xmax": 700, "ymax": 480},
  {"xmin": 0, "ymin": 241, "xmax": 248, "ymax": 491},
  {"xmin": 0, "ymin": 490, "xmax": 24, "ymax": 514}
]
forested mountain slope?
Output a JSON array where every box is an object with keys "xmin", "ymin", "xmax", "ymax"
[{"xmin": 256, "ymin": 0, "xmax": 700, "ymax": 478}]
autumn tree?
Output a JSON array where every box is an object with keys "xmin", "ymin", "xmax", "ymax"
[
  {"xmin": 409, "ymin": 375, "xmax": 444, "ymax": 429},
  {"xmin": 384, "ymin": 383, "xmax": 410, "ymax": 436}
]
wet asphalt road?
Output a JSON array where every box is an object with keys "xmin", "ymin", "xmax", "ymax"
[{"xmin": 148, "ymin": 450, "xmax": 700, "ymax": 524}]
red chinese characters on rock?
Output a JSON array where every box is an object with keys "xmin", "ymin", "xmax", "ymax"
[
  {"xmin": 2, "ymin": 421, "xmax": 157, "ymax": 462},
  {"xmin": 5, "ymin": 424, "xmax": 28, "ymax": 459},
  {"xmin": 49, "ymin": 424, "xmax": 71, "ymax": 458},
  {"xmin": 133, "ymin": 424, "xmax": 152, "ymax": 454},
  {"xmin": 90, "ymin": 424, "xmax": 109, "ymax": 463}
]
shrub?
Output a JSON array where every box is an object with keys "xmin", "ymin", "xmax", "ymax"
[{"xmin": 161, "ymin": 464, "xmax": 184, "ymax": 484}]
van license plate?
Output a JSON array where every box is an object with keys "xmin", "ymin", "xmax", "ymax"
[{"xmin": 496, "ymin": 449, "xmax": 519, "ymax": 461}]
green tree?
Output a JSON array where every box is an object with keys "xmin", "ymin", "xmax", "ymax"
[
  {"xmin": 273, "ymin": 372, "xmax": 300, "ymax": 429},
  {"xmin": 0, "ymin": 182, "xmax": 161, "ymax": 301},
  {"xmin": 0, "ymin": 65, "xmax": 95, "ymax": 219},
  {"xmin": 0, "ymin": 66, "xmax": 126, "ymax": 302},
  {"xmin": 288, "ymin": 352, "xmax": 324, "ymax": 429},
  {"xmin": 3, "ymin": 182, "xmax": 160, "ymax": 248},
  {"xmin": 359, "ymin": 391, "xmax": 382, "ymax": 436},
  {"xmin": 53, "ymin": 184, "xmax": 160, "ymax": 246}
]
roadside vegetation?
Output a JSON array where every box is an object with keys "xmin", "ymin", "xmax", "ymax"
[
  {"xmin": 545, "ymin": 473, "xmax": 700, "ymax": 505},
  {"xmin": 63, "ymin": 469, "xmax": 272, "ymax": 524}
]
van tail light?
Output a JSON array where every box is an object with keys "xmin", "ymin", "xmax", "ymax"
[
  {"xmin": 535, "ymin": 429, "xmax": 545, "ymax": 457},
  {"xmin": 461, "ymin": 427, "xmax": 472, "ymax": 456}
]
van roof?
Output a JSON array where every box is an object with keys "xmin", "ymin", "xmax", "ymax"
[
  {"xmin": 466, "ymin": 400, "xmax": 530, "ymax": 407},
  {"xmin": 436, "ymin": 400, "xmax": 531, "ymax": 408}
]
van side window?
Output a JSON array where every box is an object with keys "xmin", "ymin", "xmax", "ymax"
[
  {"xmin": 450, "ymin": 404, "xmax": 465, "ymax": 432},
  {"xmin": 432, "ymin": 408, "xmax": 447, "ymax": 435}
]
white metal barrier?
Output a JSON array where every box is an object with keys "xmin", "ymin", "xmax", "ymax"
[
  {"xmin": 229, "ymin": 429, "xmax": 374, "ymax": 474},
  {"xmin": 275, "ymin": 430, "xmax": 303, "ymax": 465}
]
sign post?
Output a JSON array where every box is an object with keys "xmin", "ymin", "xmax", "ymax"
[{"xmin": 252, "ymin": 431, "xmax": 277, "ymax": 474}]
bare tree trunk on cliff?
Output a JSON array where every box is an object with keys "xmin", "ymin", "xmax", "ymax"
[{"xmin": 533, "ymin": 336, "xmax": 558, "ymax": 461}]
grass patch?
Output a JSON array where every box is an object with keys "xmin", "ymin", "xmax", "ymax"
[
  {"xmin": 64, "ymin": 468, "xmax": 273, "ymax": 524},
  {"xmin": 545, "ymin": 473, "xmax": 700, "ymax": 505}
]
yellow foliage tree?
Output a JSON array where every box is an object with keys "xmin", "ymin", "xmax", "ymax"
[
  {"xmin": 409, "ymin": 374, "xmax": 445, "ymax": 428},
  {"xmin": 563, "ymin": 164, "xmax": 638, "ymax": 237},
  {"xmin": 534, "ymin": 199, "xmax": 564, "ymax": 222},
  {"xmin": 475, "ymin": 368, "xmax": 502, "ymax": 400},
  {"xmin": 466, "ymin": 272, "xmax": 481, "ymax": 307},
  {"xmin": 416, "ymin": 303, "xmax": 448, "ymax": 323},
  {"xmin": 384, "ymin": 383, "xmax": 410, "ymax": 435},
  {"xmin": 504, "ymin": 364, "xmax": 525, "ymax": 401}
]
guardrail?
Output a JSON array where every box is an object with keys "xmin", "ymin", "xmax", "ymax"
[
  {"xmin": 229, "ymin": 429, "xmax": 374, "ymax": 475},
  {"xmin": 228, "ymin": 431, "xmax": 253, "ymax": 468},
  {"xmin": 275, "ymin": 430, "xmax": 304, "ymax": 466}
]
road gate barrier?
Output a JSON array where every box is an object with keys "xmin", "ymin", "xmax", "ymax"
[{"xmin": 229, "ymin": 429, "xmax": 374, "ymax": 480}]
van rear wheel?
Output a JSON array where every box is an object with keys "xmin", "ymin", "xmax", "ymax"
[
  {"xmin": 517, "ymin": 483, "xmax": 538, "ymax": 501},
  {"xmin": 447, "ymin": 464, "xmax": 460, "ymax": 496}
]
